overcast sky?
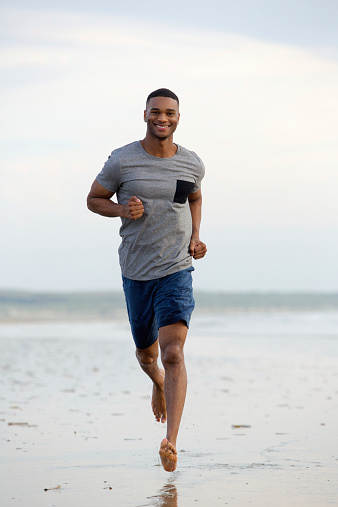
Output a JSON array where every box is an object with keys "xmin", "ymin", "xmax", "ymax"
[{"xmin": 1, "ymin": 1, "xmax": 338, "ymax": 292}]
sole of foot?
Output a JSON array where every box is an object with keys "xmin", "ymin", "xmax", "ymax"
[{"xmin": 159, "ymin": 438, "xmax": 177, "ymax": 472}]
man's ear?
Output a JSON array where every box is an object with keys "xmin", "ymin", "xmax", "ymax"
[{"xmin": 144, "ymin": 109, "xmax": 147, "ymax": 122}]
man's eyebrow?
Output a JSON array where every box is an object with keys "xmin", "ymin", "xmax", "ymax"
[{"xmin": 150, "ymin": 108, "xmax": 177, "ymax": 112}]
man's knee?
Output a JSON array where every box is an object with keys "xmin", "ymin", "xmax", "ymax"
[
  {"xmin": 161, "ymin": 342, "xmax": 184, "ymax": 367},
  {"xmin": 136, "ymin": 346, "xmax": 158, "ymax": 366}
]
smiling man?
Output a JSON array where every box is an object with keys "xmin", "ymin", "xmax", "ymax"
[{"xmin": 87, "ymin": 88, "xmax": 206, "ymax": 472}]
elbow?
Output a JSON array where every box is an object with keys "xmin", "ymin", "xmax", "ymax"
[{"xmin": 87, "ymin": 195, "xmax": 95, "ymax": 213}]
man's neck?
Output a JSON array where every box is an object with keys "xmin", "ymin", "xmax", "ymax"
[{"xmin": 140, "ymin": 136, "xmax": 177, "ymax": 158}]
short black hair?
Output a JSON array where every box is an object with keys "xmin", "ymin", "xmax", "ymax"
[{"xmin": 146, "ymin": 88, "xmax": 179, "ymax": 106}]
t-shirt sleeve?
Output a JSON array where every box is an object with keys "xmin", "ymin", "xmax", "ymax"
[
  {"xmin": 192, "ymin": 155, "xmax": 205, "ymax": 193},
  {"xmin": 96, "ymin": 149, "xmax": 121, "ymax": 193}
]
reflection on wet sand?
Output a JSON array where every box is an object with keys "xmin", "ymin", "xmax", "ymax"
[{"xmin": 148, "ymin": 482, "xmax": 178, "ymax": 507}]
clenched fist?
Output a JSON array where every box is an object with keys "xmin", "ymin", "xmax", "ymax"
[
  {"xmin": 189, "ymin": 238, "xmax": 207, "ymax": 260},
  {"xmin": 123, "ymin": 196, "xmax": 144, "ymax": 220}
]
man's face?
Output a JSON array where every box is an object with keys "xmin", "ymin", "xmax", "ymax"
[{"xmin": 144, "ymin": 96, "xmax": 180, "ymax": 140}]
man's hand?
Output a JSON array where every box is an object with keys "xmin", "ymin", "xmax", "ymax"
[
  {"xmin": 123, "ymin": 196, "xmax": 144, "ymax": 220},
  {"xmin": 189, "ymin": 238, "xmax": 207, "ymax": 260}
]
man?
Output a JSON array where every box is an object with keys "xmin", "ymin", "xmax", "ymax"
[{"xmin": 87, "ymin": 88, "xmax": 207, "ymax": 472}]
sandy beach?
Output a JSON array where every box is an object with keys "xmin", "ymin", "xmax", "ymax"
[{"xmin": 1, "ymin": 312, "xmax": 337, "ymax": 506}]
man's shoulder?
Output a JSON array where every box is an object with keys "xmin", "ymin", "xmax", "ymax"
[
  {"xmin": 177, "ymin": 145, "xmax": 204, "ymax": 167},
  {"xmin": 110, "ymin": 140, "xmax": 139, "ymax": 158}
]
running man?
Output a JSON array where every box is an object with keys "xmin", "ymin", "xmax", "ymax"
[{"xmin": 87, "ymin": 88, "xmax": 207, "ymax": 471}]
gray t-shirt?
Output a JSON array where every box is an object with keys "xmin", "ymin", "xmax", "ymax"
[{"xmin": 96, "ymin": 141, "xmax": 205, "ymax": 280}]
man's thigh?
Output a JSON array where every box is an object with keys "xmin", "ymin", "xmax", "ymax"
[
  {"xmin": 154, "ymin": 267, "xmax": 195, "ymax": 330},
  {"xmin": 122, "ymin": 276, "xmax": 158, "ymax": 349},
  {"xmin": 158, "ymin": 321, "xmax": 188, "ymax": 351}
]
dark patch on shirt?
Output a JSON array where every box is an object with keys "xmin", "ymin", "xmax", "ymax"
[{"xmin": 173, "ymin": 180, "xmax": 195, "ymax": 204}]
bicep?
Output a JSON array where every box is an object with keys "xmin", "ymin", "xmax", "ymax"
[
  {"xmin": 88, "ymin": 179, "xmax": 115, "ymax": 200},
  {"xmin": 188, "ymin": 188, "xmax": 202, "ymax": 202}
]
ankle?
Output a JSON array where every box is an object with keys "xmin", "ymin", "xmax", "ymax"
[{"xmin": 166, "ymin": 436, "xmax": 177, "ymax": 448}]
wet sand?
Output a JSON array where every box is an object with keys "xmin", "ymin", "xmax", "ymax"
[{"xmin": 0, "ymin": 314, "xmax": 337, "ymax": 506}]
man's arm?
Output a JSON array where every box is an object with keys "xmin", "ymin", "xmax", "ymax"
[
  {"xmin": 188, "ymin": 189, "xmax": 207, "ymax": 260},
  {"xmin": 87, "ymin": 180, "xmax": 144, "ymax": 220}
]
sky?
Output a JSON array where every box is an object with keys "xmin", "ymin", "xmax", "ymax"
[{"xmin": 1, "ymin": 0, "xmax": 338, "ymax": 292}]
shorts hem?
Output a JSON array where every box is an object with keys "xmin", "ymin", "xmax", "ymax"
[
  {"xmin": 135, "ymin": 335, "xmax": 158, "ymax": 350},
  {"xmin": 158, "ymin": 315, "xmax": 191, "ymax": 329}
]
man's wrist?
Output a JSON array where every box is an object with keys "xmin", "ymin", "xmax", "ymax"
[{"xmin": 119, "ymin": 204, "xmax": 128, "ymax": 219}]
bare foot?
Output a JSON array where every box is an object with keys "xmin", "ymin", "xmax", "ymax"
[
  {"xmin": 159, "ymin": 438, "xmax": 178, "ymax": 472},
  {"xmin": 152, "ymin": 369, "xmax": 167, "ymax": 423}
]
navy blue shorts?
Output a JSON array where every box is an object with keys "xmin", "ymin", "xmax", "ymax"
[{"xmin": 122, "ymin": 267, "xmax": 195, "ymax": 350}]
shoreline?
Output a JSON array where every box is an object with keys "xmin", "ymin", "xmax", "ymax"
[{"xmin": 1, "ymin": 307, "xmax": 338, "ymax": 326}]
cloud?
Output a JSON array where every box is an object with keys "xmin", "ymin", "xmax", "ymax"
[{"xmin": 1, "ymin": 6, "xmax": 338, "ymax": 290}]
